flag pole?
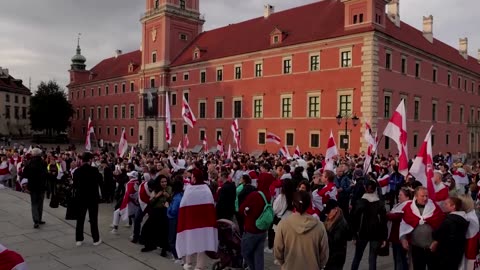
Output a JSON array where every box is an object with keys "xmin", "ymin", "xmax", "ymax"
[{"xmin": 363, "ymin": 134, "xmax": 385, "ymax": 176}]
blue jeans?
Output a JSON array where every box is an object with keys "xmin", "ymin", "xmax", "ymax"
[
  {"xmin": 392, "ymin": 242, "xmax": 408, "ymax": 270},
  {"xmin": 351, "ymin": 240, "xmax": 380, "ymax": 270},
  {"xmin": 132, "ymin": 207, "xmax": 145, "ymax": 241},
  {"xmin": 169, "ymin": 218, "xmax": 179, "ymax": 259},
  {"xmin": 241, "ymin": 232, "xmax": 266, "ymax": 270}
]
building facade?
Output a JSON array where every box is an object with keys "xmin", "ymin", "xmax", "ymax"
[
  {"xmin": 68, "ymin": 0, "xmax": 480, "ymax": 156},
  {"xmin": 0, "ymin": 67, "xmax": 31, "ymax": 136}
]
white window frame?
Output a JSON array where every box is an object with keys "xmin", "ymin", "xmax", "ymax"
[
  {"xmin": 253, "ymin": 96, "xmax": 263, "ymax": 118},
  {"xmin": 215, "ymin": 98, "xmax": 224, "ymax": 119},
  {"xmin": 215, "ymin": 128, "xmax": 223, "ymax": 140},
  {"xmin": 446, "ymin": 103, "xmax": 452, "ymax": 123},
  {"xmin": 460, "ymin": 105, "xmax": 465, "ymax": 123},
  {"xmin": 216, "ymin": 67, "xmax": 224, "ymax": 82},
  {"xmin": 152, "ymin": 51, "xmax": 157, "ymax": 63},
  {"xmin": 258, "ymin": 129, "xmax": 266, "ymax": 145},
  {"xmin": 232, "ymin": 97, "xmax": 243, "ymax": 119},
  {"xmin": 121, "ymin": 105, "xmax": 126, "ymax": 119},
  {"xmin": 309, "ymin": 53, "xmax": 320, "ymax": 71},
  {"xmin": 385, "ymin": 49, "xmax": 392, "ymax": 70},
  {"xmin": 280, "ymin": 94, "xmax": 293, "ymax": 118},
  {"xmin": 285, "ymin": 129, "xmax": 295, "ymax": 147},
  {"xmin": 309, "ymin": 130, "xmax": 321, "ymax": 148},
  {"xmin": 414, "ymin": 97, "xmax": 421, "ymax": 121},
  {"xmin": 307, "ymin": 92, "xmax": 321, "ymax": 118},
  {"xmin": 384, "ymin": 91, "xmax": 393, "ymax": 119},
  {"xmin": 97, "ymin": 106, "xmax": 102, "ymax": 120},
  {"xmin": 198, "ymin": 99, "xmax": 207, "ymax": 119},
  {"xmin": 129, "ymin": 104, "xmax": 135, "ymax": 119},
  {"xmin": 199, "ymin": 70, "xmax": 206, "ymax": 83},
  {"xmin": 254, "ymin": 61, "xmax": 263, "ymax": 78},
  {"xmin": 234, "ymin": 64, "xmax": 242, "ymax": 80},
  {"xmin": 183, "ymin": 89, "xmax": 190, "ymax": 102},
  {"xmin": 183, "ymin": 72, "xmax": 189, "ymax": 81},
  {"xmin": 282, "ymin": 56, "xmax": 292, "ymax": 74},
  {"xmin": 199, "ymin": 128, "xmax": 206, "ymax": 141},
  {"xmin": 340, "ymin": 46, "xmax": 353, "ymax": 68},
  {"xmin": 171, "ymin": 74, "xmax": 177, "ymax": 82},
  {"xmin": 432, "ymin": 100, "xmax": 438, "ymax": 122},
  {"xmin": 337, "ymin": 88, "xmax": 354, "ymax": 116},
  {"xmin": 401, "ymin": 55, "xmax": 407, "ymax": 74}
]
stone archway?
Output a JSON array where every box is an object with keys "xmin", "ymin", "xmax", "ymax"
[{"xmin": 147, "ymin": 126, "xmax": 154, "ymax": 149}]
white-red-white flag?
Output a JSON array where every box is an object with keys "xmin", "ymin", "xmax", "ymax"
[
  {"xmin": 129, "ymin": 146, "xmax": 136, "ymax": 159},
  {"xmin": 85, "ymin": 117, "xmax": 94, "ymax": 151},
  {"xmin": 377, "ymin": 174, "xmax": 390, "ymax": 195},
  {"xmin": 293, "ymin": 145, "xmax": 301, "ymax": 159},
  {"xmin": 280, "ymin": 145, "xmax": 291, "ymax": 159},
  {"xmin": 363, "ymin": 121, "xmax": 376, "ymax": 173},
  {"xmin": 117, "ymin": 129, "xmax": 128, "ymax": 157},
  {"xmin": 165, "ymin": 93, "xmax": 172, "ymax": 144},
  {"xmin": 231, "ymin": 119, "xmax": 240, "ymax": 151},
  {"xmin": 183, "ymin": 134, "xmax": 189, "ymax": 151},
  {"xmin": 217, "ymin": 135, "xmax": 224, "ymax": 154},
  {"xmin": 182, "ymin": 95, "xmax": 196, "ymax": 128},
  {"xmin": 176, "ymin": 140, "xmax": 182, "ymax": 153},
  {"xmin": 383, "ymin": 100, "xmax": 408, "ymax": 176},
  {"xmin": 266, "ymin": 132, "xmax": 281, "ymax": 145},
  {"xmin": 409, "ymin": 126, "xmax": 435, "ymax": 200},
  {"xmin": 202, "ymin": 134, "xmax": 208, "ymax": 152},
  {"xmin": 227, "ymin": 144, "xmax": 232, "ymax": 159},
  {"xmin": 325, "ymin": 130, "xmax": 338, "ymax": 171}
]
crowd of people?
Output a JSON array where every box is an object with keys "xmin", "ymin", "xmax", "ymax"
[{"xmin": 0, "ymin": 144, "xmax": 479, "ymax": 270}]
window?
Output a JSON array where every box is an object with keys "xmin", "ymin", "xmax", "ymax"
[
  {"xmin": 121, "ymin": 106, "xmax": 126, "ymax": 119},
  {"xmin": 114, "ymin": 106, "xmax": 118, "ymax": 119},
  {"xmin": 258, "ymin": 131, "xmax": 266, "ymax": 145},
  {"xmin": 172, "ymin": 123, "xmax": 176, "ymax": 134},
  {"xmin": 413, "ymin": 134, "xmax": 418, "ymax": 148},
  {"xmin": 22, "ymin": 96, "xmax": 26, "ymax": 104},
  {"xmin": 130, "ymin": 128, "xmax": 134, "ymax": 137},
  {"xmin": 458, "ymin": 77, "xmax": 462, "ymax": 88},
  {"xmin": 154, "ymin": 0, "xmax": 159, "ymax": 8},
  {"xmin": 447, "ymin": 72, "xmax": 452, "ymax": 87},
  {"xmin": 255, "ymin": 63, "xmax": 263, "ymax": 77},
  {"xmin": 180, "ymin": 0, "xmax": 185, "ymax": 9},
  {"xmin": 465, "ymin": 79, "xmax": 468, "ymax": 91},
  {"xmin": 341, "ymin": 50, "xmax": 352, "ymax": 67},
  {"xmin": 199, "ymin": 101, "xmax": 206, "ymax": 119},
  {"xmin": 98, "ymin": 127, "xmax": 101, "ymax": 135},
  {"xmin": 107, "ymin": 127, "xmax": 110, "ymax": 135},
  {"xmin": 359, "ymin": 13, "xmax": 364, "ymax": 23},
  {"xmin": 105, "ymin": 107, "xmax": 109, "ymax": 119},
  {"xmin": 353, "ymin": 15, "xmax": 358, "ymax": 24},
  {"xmin": 431, "ymin": 134, "xmax": 435, "ymax": 146},
  {"xmin": 183, "ymin": 124, "xmax": 188, "ymax": 135},
  {"xmin": 200, "ymin": 129, "xmax": 206, "ymax": 141},
  {"xmin": 13, "ymin": 107, "xmax": 18, "ymax": 119},
  {"xmin": 253, "ymin": 97, "xmax": 263, "ymax": 118},
  {"xmin": 283, "ymin": 58, "xmax": 292, "ymax": 74},
  {"xmin": 122, "ymin": 83, "xmax": 126, "ymax": 93},
  {"xmin": 91, "ymin": 88, "xmax": 94, "ymax": 97},
  {"xmin": 273, "ymin": 35, "xmax": 279, "ymax": 44},
  {"xmin": 114, "ymin": 84, "xmax": 118, "ymax": 94},
  {"xmin": 401, "ymin": 56, "xmax": 407, "ymax": 74},
  {"xmin": 310, "ymin": 54, "xmax": 320, "ymax": 71},
  {"xmin": 281, "ymin": 96, "xmax": 292, "ymax": 118},
  {"xmin": 183, "ymin": 92, "xmax": 189, "ymax": 102},
  {"xmin": 385, "ymin": 51, "xmax": 392, "ymax": 70},
  {"xmin": 216, "ymin": 130, "xmax": 222, "ymax": 141},
  {"xmin": 286, "ymin": 132, "xmax": 294, "ymax": 146},
  {"xmin": 82, "ymin": 107, "xmax": 86, "ymax": 120},
  {"xmin": 83, "ymin": 89, "xmax": 86, "ymax": 97},
  {"xmin": 385, "ymin": 137, "xmax": 390, "ymax": 150},
  {"xmin": 172, "ymin": 75, "xmax": 177, "ymax": 82},
  {"xmin": 150, "ymin": 78, "xmax": 155, "ymax": 88},
  {"xmin": 5, "ymin": 94, "xmax": 10, "ymax": 102},
  {"xmin": 447, "ymin": 104, "xmax": 451, "ymax": 123},
  {"xmin": 97, "ymin": 107, "xmax": 101, "ymax": 120},
  {"xmin": 308, "ymin": 95, "xmax": 320, "ymax": 118},
  {"xmin": 105, "ymin": 85, "xmax": 109, "ymax": 95},
  {"xmin": 22, "ymin": 107, "xmax": 26, "ymax": 119},
  {"xmin": 460, "ymin": 106, "xmax": 464, "ymax": 122},
  {"xmin": 14, "ymin": 95, "xmax": 18, "ymax": 103},
  {"xmin": 339, "ymin": 95, "xmax": 352, "ymax": 115},
  {"xmin": 179, "ymin": 34, "xmax": 187, "ymax": 41},
  {"xmin": 130, "ymin": 82, "xmax": 134, "ymax": 92},
  {"xmin": 82, "ymin": 127, "xmax": 86, "ymax": 135},
  {"xmin": 183, "ymin": 73, "xmax": 189, "ymax": 81},
  {"xmin": 432, "ymin": 102, "xmax": 437, "ymax": 121},
  {"xmin": 446, "ymin": 134, "xmax": 450, "ymax": 145},
  {"xmin": 76, "ymin": 91, "xmax": 79, "ymax": 99},
  {"xmin": 152, "ymin": 52, "xmax": 157, "ymax": 63},
  {"xmin": 171, "ymin": 93, "xmax": 177, "ymax": 105},
  {"xmin": 415, "ymin": 61, "xmax": 421, "ymax": 78},
  {"xmin": 114, "ymin": 127, "xmax": 118, "ymax": 136},
  {"xmin": 432, "ymin": 67, "xmax": 437, "ymax": 83},
  {"xmin": 216, "ymin": 68, "xmax": 223, "ymax": 81},
  {"xmin": 413, "ymin": 99, "xmax": 420, "ymax": 121},
  {"xmin": 234, "ymin": 100, "xmax": 242, "ymax": 118},
  {"xmin": 458, "ymin": 134, "xmax": 461, "ymax": 144},
  {"xmin": 472, "ymin": 82, "xmax": 475, "ymax": 93},
  {"xmin": 130, "ymin": 105, "xmax": 135, "ymax": 119},
  {"xmin": 76, "ymin": 109, "xmax": 80, "ymax": 120},
  {"xmin": 200, "ymin": 71, "xmax": 206, "ymax": 83},
  {"xmin": 98, "ymin": 87, "xmax": 101, "ymax": 96},
  {"xmin": 215, "ymin": 100, "xmax": 223, "ymax": 118},
  {"xmin": 4, "ymin": 106, "xmax": 10, "ymax": 119},
  {"xmin": 384, "ymin": 95, "xmax": 391, "ymax": 118},
  {"xmin": 235, "ymin": 66, "xmax": 242, "ymax": 79},
  {"xmin": 310, "ymin": 133, "xmax": 320, "ymax": 148}
]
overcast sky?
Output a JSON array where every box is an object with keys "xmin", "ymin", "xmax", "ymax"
[{"xmin": 0, "ymin": 0, "xmax": 478, "ymax": 92}]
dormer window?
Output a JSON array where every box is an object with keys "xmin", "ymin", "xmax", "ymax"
[
  {"xmin": 128, "ymin": 62, "xmax": 134, "ymax": 73},
  {"xmin": 192, "ymin": 47, "xmax": 205, "ymax": 60},
  {"xmin": 270, "ymin": 27, "xmax": 286, "ymax": 45},
  {"xmin": 180, "ymin": 34, "xmax": 188, "ymax": 41},
  {"xmin": 353, "ymin": 13, "xmax": 364, "ymax": 24},
  {"xmin": 193, "ymin": 52, "xmax": 199, "ymax": 60},
  {"xmin": 273, "ymin": 35, "xmax": 279, "ymax": 44}
]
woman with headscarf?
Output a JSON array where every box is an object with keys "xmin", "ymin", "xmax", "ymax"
[{"xmin": 176, "ymin": 169, "xmax": 218, "ymax": 270}]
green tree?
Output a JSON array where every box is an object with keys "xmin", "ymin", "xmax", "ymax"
[{"xmin": 30, "ymin": 80, "xmax": 74, "ymax": 135}]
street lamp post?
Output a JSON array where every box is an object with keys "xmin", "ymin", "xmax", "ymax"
[{"xmin": 336, "ymin": 112, "xmax": 359, "ymax": 153}]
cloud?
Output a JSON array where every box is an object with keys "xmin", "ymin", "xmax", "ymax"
[{"xmin": 0, "ymin": 0, "xmax": 478, "ymax": 92}]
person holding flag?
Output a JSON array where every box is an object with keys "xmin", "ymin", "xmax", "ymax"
[
  {"xmin": 182, "ymin": 95, "xmax": 196, "ymax": 128},
  {"xmin": 231, "ymin": 119, "xmax": 240, "ymax": 151},
  {"xmin": 383, "ymin": 100, "xmax": 408, "ymax": 177},
  {"xmin": 202, "ymin": 134, "xmax": 208, "ymax": 152},
  {"xmin": 85, "ymin": 117, "xmax": 94, "ymax": 151},
  {"xmin": 117, "ymin": 129, "xmax": 128, "ymax": 157},
  {"xmin": 165, "ymin": 92, "xmax": 172, "ymax": 145}
]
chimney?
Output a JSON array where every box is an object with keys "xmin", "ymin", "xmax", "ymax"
[
  {"xmin": 115, "ymin": 49, "xmax": 123, "ymax": 58},
  {"xmin": 0, "ymin": 68, "xmax": 9, "ymax": 78},
  {"xmin": 264, "ymin": 4, "xmax": 274, "ymax": 18},
  {"xmin": 459, "ymin": 38, "xmax": 468, "ymax": 60},
  {"xmin": 422, "ymin": 15, "xmax": 433, "ymax": 43},
  {"xmin": 386, "ymin": 0, "xmax": 400, "ymax": 27}
]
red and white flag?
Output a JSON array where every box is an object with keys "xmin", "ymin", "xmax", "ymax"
[
  {"xmin": 202, "ymin": 134, "xmax": 208, "ymax": 152},
  {"xmin": 463, "ymin": 210, "xmax": 480, "ymax": 266},
  {"xmin": 363, "ymin": 121, "xmax": 376, "ymax": 173},
  {"xmin": 325, "ymin": 130, "xmax": 338, "ymax": 171},
  {"xmin": 266, "ymin": 132, "xmax": 281, "ymax": 145},
  {"xmin": 117, "ymin": 129, "xmax": 128, "ymax": 157},
  {"xmin": 138, "ymin": 181, "xmax": 152, "ymax": 212},
  {"xmin": 183, "ymin": 134, "xmax": 189, "ymax": 151},
  {"xmin": 452, "ymin": 168, "xmax": 469, "ymax": 185},
  {"xmin": 227, "ymin": 144, "xmax": 232, "ymax": 159},
  {"xmin": 280, "ymin": 145, "xmax": 291, "ymax": 159},
  {"xmin": 165, "ymin": 92, "xmax": 172, "ymax": 144},
  {"xmin": 293, "ymin": 145, "xmax": 301, "ymax": 159},
  {"xmin": 85, "ymin": 117, "xmax": 94, "ymax": 151},
  {"xmin": 409, "ymin": 126, "xmax": 435, "ymax": 200},
  {"xmin": 0, "ymin": 244, "xmax": 27, "ymax": 270},
  {"xmin": 182, "ymin": 95, "xmax": 196, "ymax": 128},
  {"xmin": 377, "ymin": 174, "xmax": 390, "ymax": 195},
  {"xmin": 231, "ymin": 119, "xmax": 241, "ymax": 151},
  {"xmin": 383, "ymin": 100, "xmax": 408, "ymax": 176},
  {"xmin": 217, "ymin": 135, "xmax": 224, "ymax": 154},
  {"xmin": 176, "ymin": 141, "xmax": 182, "ymax": 153},
  {"xmin": 176, "ymin": 184, "xmax": 218, "ymax": 258},
  {"xmin": 0, "ymin": 160, "xmax": 12, "ymax": 182},
  {"xmin": 399, "ymin": 199, "xmax": 444, "ymax": 239},
  {"xmin": 119, "ymin": 179, "xmax": 139, "ymax": 221},
  {"xmin": 129, "ymin": 146, "xmax": 136, "ymax": 159}
]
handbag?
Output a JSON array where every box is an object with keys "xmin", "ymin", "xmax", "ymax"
[
  {"xmin": 377, "ymin": 241, "xmax": 390, "ymax": 257},
  {"xmin": 65, "ymin": 190, "xmax": 79, "ymax": 220},
  {"xmin": 49, "ymin": 194, "xmax": 59, "ymax": 208}
]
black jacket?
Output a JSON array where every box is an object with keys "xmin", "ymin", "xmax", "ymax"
[
  {"xmin": 23, "ymin": 156, "xmax": 48, "ymax": 192},
  {"xmin": 351, "ymin": 195, "xmax": 388, "ymax": 241},
  {"xmin": 325, "ymin": 216, "xmax": 351, "ymax": 270},
  {"xmin": 73, "ymin": 163, "xmax": 103, "ymax": 204},
  {"xmin": 216, "ymin": 181, "xmax": 236, "ymax": 220},
  {"xmin": 433, "ymin": 213, "xmax": 469, "ymax": 270}
]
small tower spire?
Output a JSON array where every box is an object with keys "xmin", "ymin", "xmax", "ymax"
[
  {"xmin": 71, "ymin": 33, "xmax": 86, "ymax": 71},
  {"xmin": 76, "ymin": 33, "xmax": 82, "ymax": 54}
]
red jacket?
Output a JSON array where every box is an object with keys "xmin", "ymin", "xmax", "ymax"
[
  {"xmin": 239, "ymin": 191, "xmax": 267, "ymax": 234},
  {"xmin": 387, "ymin": 212, "xmax": 403, "ymax": 243}
]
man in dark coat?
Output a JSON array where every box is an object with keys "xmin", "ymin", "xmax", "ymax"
[
  {"xmin": 101, "ymin": 159, "xmax": 114, "ymax": 203},
  {"xmin": 216, "ymin": 171, "xmax": 236, "ymax": 220},
  {"xmin": 73, "ymin": 152, "xmax": 103, "ymax": 246},
  {"xmin": 22, "ymin": 148, "xmax": 48, "ymax": 228}
]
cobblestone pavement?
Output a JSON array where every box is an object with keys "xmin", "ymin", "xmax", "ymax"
[{"xmin": 0, "ymin": 189, "xmax": 393, "ymax": 270}]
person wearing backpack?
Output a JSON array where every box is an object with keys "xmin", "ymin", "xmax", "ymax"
[
  {"xmin": 350, "ymin": 180, "xmax": 388, "ymax": 270},
  {"xmin": 239, "ymin": 173, "xmax": 274, "ymax": 270}
]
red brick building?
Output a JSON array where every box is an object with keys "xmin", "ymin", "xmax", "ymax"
[{"xmin": 68, "ymin": 0, "xmax": 480, "ymax": 156}]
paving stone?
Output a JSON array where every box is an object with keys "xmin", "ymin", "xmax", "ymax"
[{"xmin": 0, "ymin": 235, "xmax": 30, "ymax": 245}]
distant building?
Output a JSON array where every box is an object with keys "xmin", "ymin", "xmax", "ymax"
[
  {"xmin": 0, "ymin": 67, "xmax": 31, "ymax": 136},
  {"xmin": 68, "ymin": 0, "xmax": 480, "ymax": 156}
]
